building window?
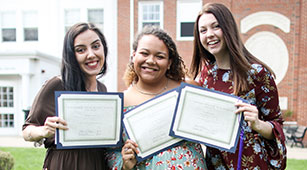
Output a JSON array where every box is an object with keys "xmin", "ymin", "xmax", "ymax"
[
  {"xmin": 0, "ymin": 86, "xmax": 14, "ymax": 128},
  {"xmin": 1, "ymin": 12, "xmax": 16, "ymax": 42},
  {"xmin": 138, "ymin": 1, "xmax": 163, "ymax": 31},
  {"xmin": 23, "ymin": 11, "xmax": 38, "ymax": 41},
  {"xmin": 177, "ymin": 0, "xmax": 201, "ymax": 40},
  {"xmin": 0, "ymin": 86, "xmax": 14, "ymax": 108},
  {"xmin": 64, "ymin": 9, "xmax": 81, "ymax": 32},
  {"xmin": 0, "ymin": 113, "xmax": 14, "ymax": 128},
  {"xmin": 88, "ymin": 9, "xmax": 104, "ymax": 32}
]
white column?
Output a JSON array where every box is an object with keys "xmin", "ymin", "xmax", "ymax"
[{"xmin": 21, "ymin": 73, "xmax": 31, "ymax": 110}]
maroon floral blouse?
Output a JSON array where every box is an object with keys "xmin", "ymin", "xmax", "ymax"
[{"xmin": 199, "ymin": 63, "xmax": 287, "ymax": 170}]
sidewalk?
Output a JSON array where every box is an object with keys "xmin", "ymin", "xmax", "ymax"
[{"xmin": 1, "ymin": 136, "xmax": 307, "ymax": 160}]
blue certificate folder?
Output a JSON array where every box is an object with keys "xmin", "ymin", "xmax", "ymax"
[
  {"xmin": 55, "ymin": 91, "xmax": 123, "ymax": 149},
  {"xmin": 169, "ymin": 83, "xmax": 245, "ymax": 153}
]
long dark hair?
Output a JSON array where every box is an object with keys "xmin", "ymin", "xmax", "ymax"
[
  {"xmin": 190, "ymin": 3, "xmax": 274, "ymax": 95},
  {"xmin": 61, "ymin": 22, "xmax": 108, "ymax": 91},
  {"xmin": 124, "ymin": 26, "xmax": 186, "ymax": 86}
]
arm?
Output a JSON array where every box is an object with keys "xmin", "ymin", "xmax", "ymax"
[
  {"xmin": 236, "ymin": 65, "xmax": 283, "ymax": 140},
  {"xmin": 22, "ymin": 76, "xmax": 68, "ymax": 142},
  {"xmin": 251, "ymin": 65, "xmax": 286, "ymax": 168},
  {"xmin": 23, "ymin": 117, "xmax": 68, "ymax": 142},
  {"xmin": 235, "ymin": 102, "xmax": 274, "ymax": 140}
]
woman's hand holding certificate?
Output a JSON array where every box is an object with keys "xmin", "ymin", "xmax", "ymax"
[
  {"xmin": 123, "ymin": 89, "xmax": 182, "ymax": 161},
  {"xmin": 170, "ymin": 83, "xmax": 244, "ymax": 153}
]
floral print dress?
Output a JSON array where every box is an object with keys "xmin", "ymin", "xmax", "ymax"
[
  {"xmin": 106, "ymin": 106, "xmax": 207, "ymax": 170},
  {"xmin": 199, "ymin": 63, "xmax": 287, "ymax": 170}
]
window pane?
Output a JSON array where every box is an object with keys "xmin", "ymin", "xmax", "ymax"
[
  {"xmin": 88, "ymin": 9, "xmax": 103, "ymax": 24},
  {"xmin": 149, "ymin": 5, "xmax": 154, "ymax": 13},
  {"xmin": 23, "ymin": 11, "xmax": 38, "ymax": 41},
  {"xmin": 9, "ymin": 101, "xmax": 13, "ymax": 107},
  {"xmin": 143, "ymin": 13, "xmax": 147, "ymax": 20},
  {"xmin": 88, "ymin": 9, "xmax": 104, "ymax": 32},
  {"xmin": 155, "ymin": 13, "xmax": 158, "ymax": 20},
  {"xmin": 0, "ymin": 114, "xmax": 14, "ymax": 127},
  {"xmin": 142, "ymin": 4, "xmax": 161, "ymax": 21},
  {"xmin": 65, "ymin": 9, "xmax": 80, "ymax": 24},
  {"xmin": 143, "ymin": 22, "xmax": 160, "ymax": 28},
  {"xmin": 24, "ymin": 28, "xmax": 38, "ymax": 41},
  {"xmin": 155, "ymin": 5, "xmax": 160, "ymax": 12},
  {"xmin": 23, "ymin": 11, "xmax": 38, "ymax": 27},
  {"xmin": 1, "ymin": 12, "xmax": 16, "ymax": 27},
  {"xmin": 181, "ymin": 22, "xmax": 195, "ymax": 37},
  {"xmin": 0, "ymin": 86, "xmax": 14, "ymax": 108},
  {"xmin": 143, "ymin": 6, "xmax": 148, "ymax": 13},
  {"xmin": 149, "ymin": 13, "xmax": 154, "ymax": 20},
  {"xmin": 2, "ymin": 29, "xmax": 16, "ymax": 42}
]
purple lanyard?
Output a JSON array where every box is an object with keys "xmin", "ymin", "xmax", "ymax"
[{"xmin": 237, "ymin": 128, "xmax": 244, "ymax": 170}]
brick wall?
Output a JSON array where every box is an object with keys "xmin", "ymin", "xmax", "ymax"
[
  {"xmin": 297, "ymin": 0, "xmax": 307, "ymax": 126},
  {"xmin": 117, "ymin": 0, "xmax": 131, "ymax": 91}
]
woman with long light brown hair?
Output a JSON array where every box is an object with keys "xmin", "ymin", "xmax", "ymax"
[{"xmin": 190, "ymin": 3, "xmax": 286, "ymax": 170}]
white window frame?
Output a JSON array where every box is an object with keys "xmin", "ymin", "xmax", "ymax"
[
  {"xmin": 176, "ymin": 0, "xmax": 202, "ymax": 41},
  {"xmin": 22, "ymin": 10, "xmax": 38, "ymax": 42},
  {"xmin": 63, "ymin": 8, "xmax": 105, "ymax": 33},
  {"xmin": 138, "ymin": 1, "xmax": 164, "ymax": 32},
  {"xmin": 0, "ymin": 86, "xmax": 15, "ymax": 128},
  {"xmin": 87, "ymin": 8, "xmax": 104, "ymax": 32},
  {"xmin": 0, "ymin": 11, "xmax": 17, "ymax": 42},
  {"xmin": 64, "ymin": 8, "xmax": 81, "ymax": 32}
]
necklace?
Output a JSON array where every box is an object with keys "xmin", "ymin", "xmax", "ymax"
[{"xmin": 133, "ymin": 79, "xmax": 168, "ymax": 96}]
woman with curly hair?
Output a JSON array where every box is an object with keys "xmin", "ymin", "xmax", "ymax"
[{"xmin": 106, "ymin": 26, "xmax": 207, "ymax": 170}]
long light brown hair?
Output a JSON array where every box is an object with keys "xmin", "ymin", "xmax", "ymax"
[{"xmin": 190, "ymin": 3, "xmax": 275, "ymax": 95}]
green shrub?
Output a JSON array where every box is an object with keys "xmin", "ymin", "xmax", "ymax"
[{"xmin": 0, "ymin": 150, "xmax": 14, "ymax": 170}]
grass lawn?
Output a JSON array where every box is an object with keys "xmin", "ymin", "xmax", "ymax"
[
  {"xmin": 0, "ymin": 147, "xmax": 46, "ymax": 170},
  {"xmin": 1, "ymin": 147, "xmax": 307, "ymax": 170}
]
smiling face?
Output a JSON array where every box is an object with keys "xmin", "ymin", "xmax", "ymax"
[
  {"xmin": 74, "ymin": 30, "xmax": 105, "ymax": 80},
  {"xmin": 133, "ymin": 34, "xmax": 171, "ymax": 84},
  {"xmin": 198, "ymin": 13, "xmax": 228, "ymax": 59}
]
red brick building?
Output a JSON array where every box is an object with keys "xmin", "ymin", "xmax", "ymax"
[{"xmin": 117, "ymin": 0, "xmax": 307, "ymax": 128}]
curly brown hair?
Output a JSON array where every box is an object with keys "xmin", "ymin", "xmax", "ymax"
[{"xmin": 123, "ymin": 26, "xmax": 187, "ymax": 87}]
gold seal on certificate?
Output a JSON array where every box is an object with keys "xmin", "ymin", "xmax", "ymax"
[
  {"xmin": 123, "ymin": 89, "xmax": 182, "ymax": 160},
  {"xmin": 55, "ymin": 91, "xmax": 123, "ymax": 149},
  {"xmin": 170, "ymin": 83, "xmax": 243, "ymax": 153}
]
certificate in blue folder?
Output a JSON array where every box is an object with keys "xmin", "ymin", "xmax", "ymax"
[
  {"xmin": 170, "ymin": 83, "xmax": 244, "ymax": 153},
  {"xmin": 55, "ymin": 91, "xmax": 123, "ymax": 149}
]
